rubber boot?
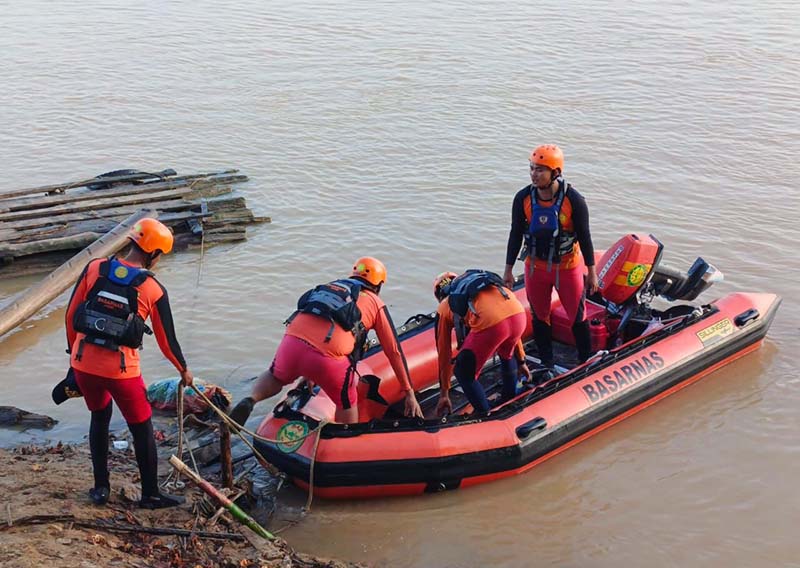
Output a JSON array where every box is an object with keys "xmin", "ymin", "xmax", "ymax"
[
  {"xmin": 229, "ymin": 396, "xmax": 255, "ymax": 429},
  {"xmin": 129, "ymin": 418, "xmax": 184, "ymax": 509},
  {"xmin": 498, "ymin": 358, "xmax": 519, "ymax": 403},
  {"xmin": 572, "ymin": 319, "xmax": 592, "ymax": 363},
  {"xmin": 533, "ymin": 318, "xmax": 554, "ymax": 368},
  {"xmin": 88, "ymin": 402, "xmax": 113, "ymax": 505}
]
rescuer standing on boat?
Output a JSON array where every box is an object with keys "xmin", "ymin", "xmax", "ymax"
[
  {"xmin": 229, "ymin": 257, "xmax": 424, "ymax": 425},
  {"xmin": 65, "ymin": 218, "xmax": 192, "ymax": 508},
  {"xmin": 503, "ymin": 145, "xmax": 598, "ymax": 369},
  {"xmin": 433, "ymin": 270, "xmax": 531, "ymax": 416}
]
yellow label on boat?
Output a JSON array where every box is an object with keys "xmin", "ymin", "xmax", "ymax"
[
  {"xmin": 276, "ymin": 421, "xmax": 309, "ymax": 453},
  {"xmin": 696, "ymin": 318, "xmax": 733, "ymax": 345}
]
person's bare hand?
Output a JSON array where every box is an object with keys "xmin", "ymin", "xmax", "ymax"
[
  {"xmin": 404, "ymin": 391, "xmax": 424, "ymax": 419},
  {"xmin": 436, "ymin": 395, "xmax": 453, "ymax": 417}
]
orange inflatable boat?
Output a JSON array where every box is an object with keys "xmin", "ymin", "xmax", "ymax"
[{"xmin": 253, "ymin": 235, "xmax": 780, "ymax": 499}]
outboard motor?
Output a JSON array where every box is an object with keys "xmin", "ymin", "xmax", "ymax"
[
  {"xmin": 596, "ymin": 234, "xmax": 723, "ymax": 344},
  {"xmin": 648, "ymin": 258, "xmax": 723, "ymax": 301},
  {"xmin": 597, "ymin": 234, "xmax": 662, "ymax": 305},
  {"xmin": 597, "ymin": 234, "xmax": 723, "ymax": 305}
]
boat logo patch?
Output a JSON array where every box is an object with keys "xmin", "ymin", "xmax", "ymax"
[
  {"xmin": 696, "ymin": 318, "xmax": 733, "ymax": 345},
  {"xmin": 275, "ymin": 421, "xmax": 309, "ymax": 453},
  {"xmin": 626, "ymin": 264, "xmax": 648, "ymax": 287}
]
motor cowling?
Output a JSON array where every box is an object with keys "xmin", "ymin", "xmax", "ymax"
[{"xmin": 597, "ymin": 234, "xmax": 660, "ymax": 305}]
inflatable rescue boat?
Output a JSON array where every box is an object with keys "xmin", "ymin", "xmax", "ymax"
[{"xmin": 254, "ymin": 234, "xmax": 780, "ymax": 499}]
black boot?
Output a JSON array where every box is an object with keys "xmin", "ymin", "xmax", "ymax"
[
  {"xmin": 229, "ymin": 396, "xmax": 255, "ymax": 428},
  {"xmin": 533, "ymin": 318, "xmax": 554, "ymax": 368},
  {"xmin": 572, "ymin": 319, "xmax": 592, "ymax": 363},
  {"xmin": 88, "ymin": 402, "xmax": 113, "ymax": 505},
  {"xmin": 129, "ymin": 418, "xmax": 183, "ymax": 509}
]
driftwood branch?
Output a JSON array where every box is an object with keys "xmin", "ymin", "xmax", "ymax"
[
  {"xmin": 1, "ymin": 514, "xmax": 245, "ymax": 541},
  {"xmin": 0, "ymin": 406, "xmax": 56, "ymax": 429}
]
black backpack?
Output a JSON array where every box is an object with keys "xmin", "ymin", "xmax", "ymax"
[
  {"xmin": 73, "ymin": 258, "xmax": 153, "ymax": 369},
  {"xmin": 289, "ymin": 278, "xmax": 365, "ymax": 343},
  {"xmin": 446, "ymin": 270, "xmax": 509, "ymax": 318}
]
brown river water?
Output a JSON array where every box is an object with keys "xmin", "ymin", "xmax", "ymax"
[{"xmin": 1, "ymin": 1, "xmax": 799, "ymax": 566}]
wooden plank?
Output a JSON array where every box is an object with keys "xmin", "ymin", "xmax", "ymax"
[
  {"xmin": 0, "ymin": 184, "xmax": 233, "ymax": 222},
  {"xmin": 0, "ymin": 168, "xmax": 238, "ymax": 201},
  {"xmin": 0, "ymin": 210, "xmax": 211, "ymax": 247},
  {"xmin": 0, "ymin": 173, "xmax": 247, "ymax": 213},
  {"xmin": 0, "ymin": 198, "xmax": 200, "ymax": 231},
  {"xmin": 0, "ymin": 210, "xmax": 154, "ymax": 339},
  {"xmin": 0, "ymin": 232, "xmax": 102, "ymax": 259}
]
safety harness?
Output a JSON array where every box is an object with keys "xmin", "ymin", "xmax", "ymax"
[{"xmin": 523, "ymin": 179, "xmax": 577, "ymax": 273}]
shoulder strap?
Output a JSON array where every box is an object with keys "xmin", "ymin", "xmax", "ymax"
[{"xmin": 85, "ymin": 258, "xmax": 112, "ymax": 301}]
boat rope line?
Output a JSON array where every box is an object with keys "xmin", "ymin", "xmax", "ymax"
[{"xmin": 186, "ymin": 384, "xmax": 329, "ymax": 512}]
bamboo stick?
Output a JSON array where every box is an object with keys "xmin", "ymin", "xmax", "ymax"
[
  {"xmin": 169, "ymin": 455, "xmax": 274, "ymax": 540},
  {"xmin": 0, "ymin": 209, "xmax": 153, "ymax": 339},
  {"xmin": 0, "ymin": 168, "xmax": 238, "ymax": 201}
]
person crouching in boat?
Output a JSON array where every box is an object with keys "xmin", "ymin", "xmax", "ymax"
[
  {"xmin": 230, "ymin": 257, "xmax": 424, "ymax": 425},
  {"xmin": 503, "ymin": 144, "xmax": 598, "ymax": 369},
  {"xmin": 65, "ymin": 218, "xmax": 193, "ymax": 508},
  {"xmin": 433, "ymin": 270, "xmax": 532, "ymax": 416}
]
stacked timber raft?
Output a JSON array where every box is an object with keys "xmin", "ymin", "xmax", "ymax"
[{"xmin": 0, "ymin": 168, "xmax": 268, "ymax": 275}]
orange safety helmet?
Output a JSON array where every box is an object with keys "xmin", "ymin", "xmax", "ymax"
[
  {"xmin": 529, "ymin": 144, "xmax": 564, "ymax": 172},
  {"xmin": 128, "ymin": 218, "xmax": 174, "ymax": 255},
  {"xmin": 351, "ymin": 256, "xmax": 387, "ymax": 287},
  {"xmin": 433, "ymin": 271, "xmax": 459, "ymax": 301}
]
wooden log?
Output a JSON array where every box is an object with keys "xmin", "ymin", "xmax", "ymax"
[
  {"xmin": 220, "ymin": 423, "xmax": 233, "ymax": 490},
  {"xmin": 0, "ymin": 197, "xmax": 200, "ymax": 231},
  {"xmin": 0, "ymin": 220, "xmax": 119, "ymax": 245},
  {"xmin": 0, "ymin": 209, "xmax": 153, "ymax": 339},
  {"xmin": 0, "ymin": 210, "xmax": 209, "ymax": 248},
  {"xmin": 0, "ymin": 232, "xmax": 102, "ymax": 259},
  {"xmin": 0, "ymin": 406, "xmax": 57, "ymax": 429},
  {"xmin": 0, "ymin": 184, "xmax": 232, "ymax": 223},
  {"xmin": 0, "ymin": 173, "xmax": 247, "ymax": 214},
  {"xmin": 206, "ymin": 197, "xmax": 247, "ymax": 211},
  {"xmin": 0, "ymin": 168, "xmax": 239, "ymax": 201}
]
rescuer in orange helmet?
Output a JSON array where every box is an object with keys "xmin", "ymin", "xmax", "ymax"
[
  {"xmin": 229, "ymin": 257, "xmax": 423, "ymax": 425},
  {"xmin": 432, "ymin": 270, "xmax": 531, "ymax": 416},
  {"xmin": 65, "ymin": 217, "xmax": 192, "ymax": 509},
  {"xmin": 503, "ymin": 145, "xmax": 598, "ymax": 369}
]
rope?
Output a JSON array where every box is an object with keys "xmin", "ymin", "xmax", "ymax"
[
  {"xmin": 160, "ymin": 384, "xmax": 189, "ymax": 490},
  {"xmin": 305, "ymin": 419, "xmax": 326, "ymax": 512},
  {"xmin": 189, "ymin": 385, "xmax": 326, "ymax": 445},
  {"xmin": 187, "ymin": 384, "xmax": 329, "ymax": 509},
  {"xmin": 195, "ymin": 215, "xmax": 205, "ymax": 288}
]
